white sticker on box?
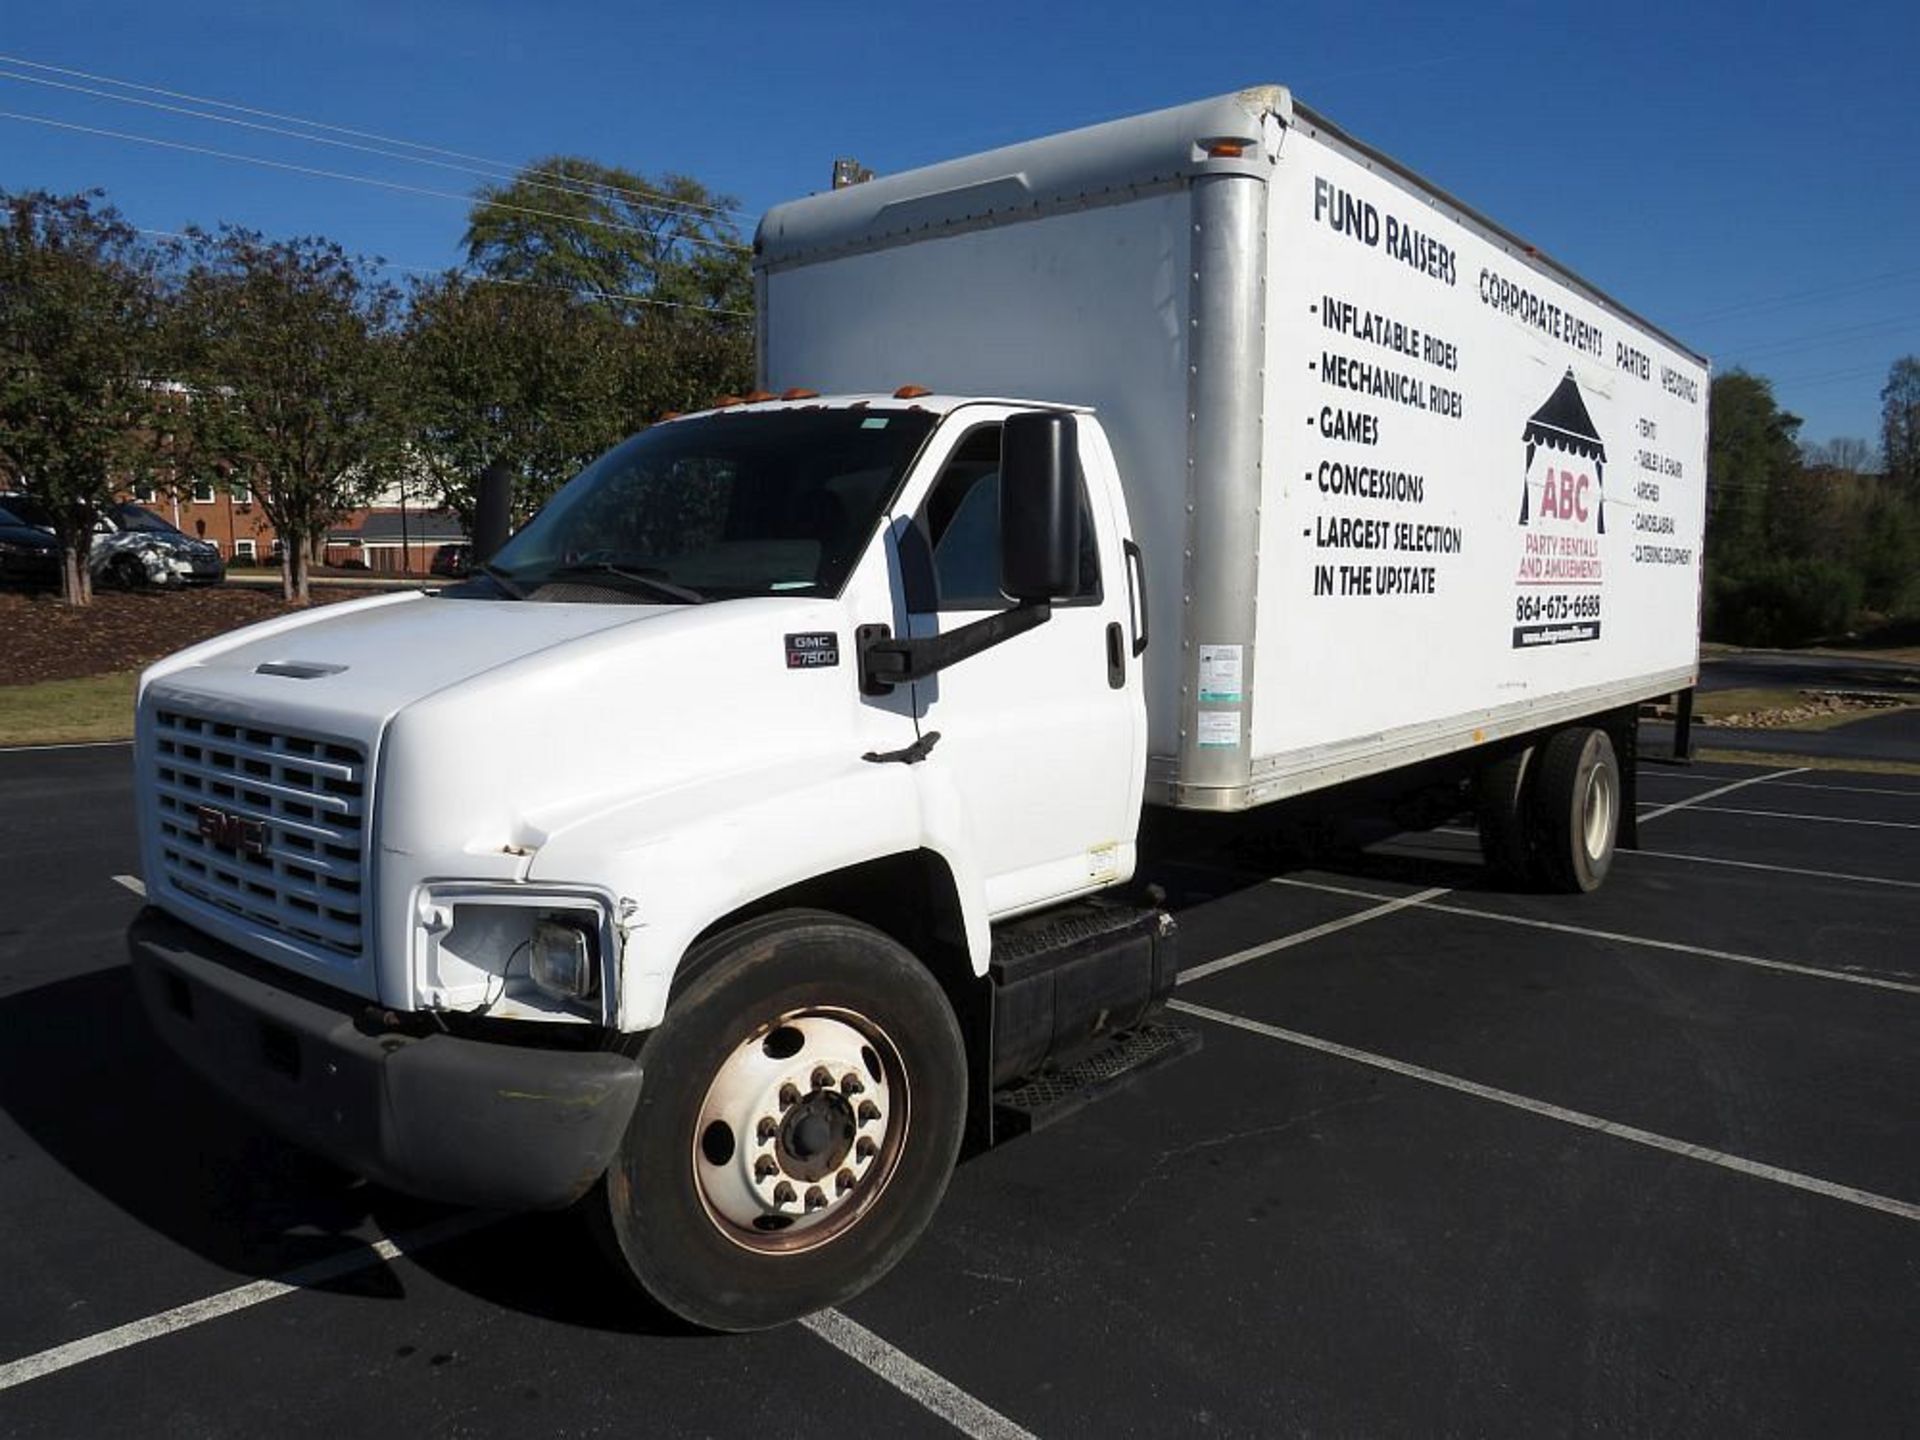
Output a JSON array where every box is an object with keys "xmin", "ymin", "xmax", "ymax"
[
  {"xmin": 1197, "ymin": 709, "xmax": 1242, "ymax": 748},
  {"xmin": 1198, "ymin": 644, "xmax": 1243, "ymax": 703}
]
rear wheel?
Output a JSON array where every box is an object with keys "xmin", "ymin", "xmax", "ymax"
[
  {"xmin": 1529, "ymin": 727, "xmax": 1620, "ymax": 893},
  {"xmin": 594, "ymin": 911, "xmax": 966, "ymax": 1331},
  {"xmin": 1474, "ymin": 745, "xmax": 1536, "ymax": 885}
]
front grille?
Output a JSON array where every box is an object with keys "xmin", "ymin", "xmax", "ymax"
[{"xmin": 151, "ymin": 707, "xmax": 369, "ymax": 959}]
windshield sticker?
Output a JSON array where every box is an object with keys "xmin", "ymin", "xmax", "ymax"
[
  {"xmin": 785, "ymin": 632, "xmax": 840, "ymax": 668},
  {"xmin": 860, "ymin": 417, "xmax": 891, "ymax": 429}
]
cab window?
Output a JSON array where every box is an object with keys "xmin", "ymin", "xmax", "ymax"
[{"xmin": 912, "ymin": 424, "xmax": 1101, "ymax": 611}]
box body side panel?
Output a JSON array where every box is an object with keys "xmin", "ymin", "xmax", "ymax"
[
  {"xmin": 1248, "ymin": 125, "xmax": 1709, "ymax": 774},
  {"xmin": 762, "ymin": 192, "xmax": 1196, "ymax": 752}
]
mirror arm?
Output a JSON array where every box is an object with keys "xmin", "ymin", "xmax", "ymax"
[{"xmin": 859, "ymin": 602, "xmax": 1052, "ymax": 695}]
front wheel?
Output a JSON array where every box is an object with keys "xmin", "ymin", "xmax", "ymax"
[{"xmin": 594, "ymin": 911, "xmax": 967, "ymax": 1331}]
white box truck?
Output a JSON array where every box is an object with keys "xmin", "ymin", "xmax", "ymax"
[{"xmin": 130, "ymin": 87, "xmax": 1708, "ymax": 1330}]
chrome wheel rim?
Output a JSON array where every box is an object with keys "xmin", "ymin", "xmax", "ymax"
[
  {"xmin": 691, "ymin": 1008, "xmax": 906, "ymax": 1254},
  {"xmin": 1582, "ymin": 763, "xmax": 1615, "ymax": 861}
]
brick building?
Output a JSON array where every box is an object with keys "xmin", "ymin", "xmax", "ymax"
[{"xmin": 125, "ymin": 478, "xmax": 281, "ymax": 566}]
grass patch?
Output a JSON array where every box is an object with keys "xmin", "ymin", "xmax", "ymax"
[{"xmin": 0, "ymin": 671, "xmax": 138, "ymax": 746}]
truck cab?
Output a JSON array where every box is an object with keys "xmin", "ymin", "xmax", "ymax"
[{"xmin": 130, "ymin": 393, "xmax": 1163, "ymax": 1332}]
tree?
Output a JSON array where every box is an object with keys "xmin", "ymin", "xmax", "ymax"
[
  {"xmin": 0, "ymin": 190, "xmax": 166, "ymax": 605},
  {"xmin": 404, "ymin": 272, "xmax": 625, "ymax": 525},
  {"xmin": 1707, "ymin": 370, "xmax": 1802, "ymax": 568},
  {"xmin": 171, "ymin": 228, "xmax": 407, "ymax": 601},
  {"xmin": 1880, "ymin": 355, "xmax": 1920, "ymax": 493},
  {"xmin": 464, "ymin": 158, "xmax": 752, "ymax": 317}
]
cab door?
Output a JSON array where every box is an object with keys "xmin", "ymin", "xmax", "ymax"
[{"xmin": 889, "ymin": 408, "xmax": 1144, "ymax": 915}]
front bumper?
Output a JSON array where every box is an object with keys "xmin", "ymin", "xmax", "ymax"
[{"xmin": 129, "ymin": 906, "xmax": 643, "ymax": 1210}]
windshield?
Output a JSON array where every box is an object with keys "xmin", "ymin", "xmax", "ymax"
[
  {"xmin": 485, "ymin": 408, "xmax": 938, "ymax": 601},
  {"xmin": 112, "ymin": 504, "xmax": 185, "ymax": 536},
  {"xmin": 1, "ymin": 495, "xmax": 55, "ymax": 529}
]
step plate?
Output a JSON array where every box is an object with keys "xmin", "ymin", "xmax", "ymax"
[{"xmin": 991, "ymin": 1019, "xmax": 1201, "ymax": 1140}]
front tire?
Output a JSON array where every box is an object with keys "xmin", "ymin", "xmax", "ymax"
[
  {"xmin": 106, "ymin": 554, "xmax": 147, "ymax": 590},
  {"xmin": 595, "ymin": 911, "xmax": 967, "ymax": 1331}
]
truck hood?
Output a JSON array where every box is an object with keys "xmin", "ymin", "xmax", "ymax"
[{"xmin": 141, "ymin": 592, "xmax": 661, "ymax": 746}]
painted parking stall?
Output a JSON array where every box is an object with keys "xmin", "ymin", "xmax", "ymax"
[{"xmin": 2, "ymin": 750, "xmax": 1916, "ymax": 1435}]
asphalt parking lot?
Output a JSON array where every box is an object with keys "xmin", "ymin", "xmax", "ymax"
[{"xmin": 1, "ymin": 746, "xmax": 1915, "ymax": 1437}]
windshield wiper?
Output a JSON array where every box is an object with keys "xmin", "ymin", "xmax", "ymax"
[
  {"xmin": 543, "ymin": 561, "xmax": 706, "ymax": 604},
  {"xmin": 479, "ymin": 562, "xmax": 527, "ymax": 599}
]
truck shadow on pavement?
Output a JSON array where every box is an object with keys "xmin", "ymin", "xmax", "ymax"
[{"xmin": 0, "ymin": 964, "xmax": 701, "ymax": 1338}]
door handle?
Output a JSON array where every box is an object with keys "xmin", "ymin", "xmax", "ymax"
[{"xmin": 1123, "ymin": 539, "xmax": 1149, "ymax": 657}]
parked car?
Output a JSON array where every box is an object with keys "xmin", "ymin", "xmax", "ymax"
[
  {"xmin": 92, "ymin": 503, "xmax": 225, "ymax": 587},
  {"xmin": 430, "ymin": 542, "xmax": 472, "ymax": 578},
  {"xmin": 0, "ymin": 494, "xmax": 228, "ymax": 589},
  {"xmin": 0, "ymin": 496, "xmax": 62, "ymax": 589}
]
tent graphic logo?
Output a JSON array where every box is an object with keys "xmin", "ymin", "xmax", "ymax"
[
  {"xmin": 1519, "ymin": 368, "xmax": 1607, "ymax": 532},
  {"xmin": 1512, "ymin": 368, "xmax": 1607, "ymax": 649}
]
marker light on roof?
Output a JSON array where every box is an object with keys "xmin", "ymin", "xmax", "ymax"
[{"xmin": 893, "ymin": 385, "xmax": 932, "ymax": 399}]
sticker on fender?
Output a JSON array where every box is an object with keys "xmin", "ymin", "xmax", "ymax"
[{"xmin": 785, "ymin": 632, "xmax": 840, "ymax": 668}]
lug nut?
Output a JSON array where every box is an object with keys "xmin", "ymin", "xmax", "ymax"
[
  {"xmin": 836, "ymin": 1168, "xmax": 856, "ymax": 1194},
  {"xmin": 856, "ymin": 1136, "xmax": 878, "ymax": 1161},
  {"xmin": 772, "ymin": 1181, "xmax": 796, "ymax": 1207},
  {"xmin": 811, "ymin": 1065, "xmax": 835, "ymax": 1090},
  {"xmin": 754, "ymin": 1154, "xmax": 779, "ymax": 1180},
  {"xmin": 805, "ymin": 1185, "xmax": 827, "ymax": 1211},
  {"xmin": 840, "ymin": 1074, "xmax": 864, "ymax": 1096},
  {"xmin": 778, "ymin": 1082, "xmax": 800, "ymax": 1108},
  {"xmin": 757, "ymin": 1116, "xmax": 778, "ymax": 1143},
  {"xmin": 857, "ymin": 1100, "xmax": 881, "ymax": 1125}
]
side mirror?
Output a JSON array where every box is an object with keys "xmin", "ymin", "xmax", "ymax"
[
  {"xmin": 472, "ymin": 461, "xmax": 514, "ymax": 564},
  {"xmin": 999, "ymin": 412, "xmax": 1081, "ymax": 604}
]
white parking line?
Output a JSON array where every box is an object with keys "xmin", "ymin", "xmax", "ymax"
[
  {"xmin": 1630, "ymin": 847, "xmax": 1920, "ymax": 890},
  {"xmin": 1169, "ymin": 999, "xmax": 1920, "ymax": 1226},
  {"xmin": 0, "ymin": 1212, "xmax": 495, "ymax": 1393},
  {"xmin": 113, "ymin": 874, "xmax": 146, "ymax": 898},
  {"xmin": 1638, "ymin": 767, "xmax": 1807, "ymax": 822},
  {"xmin": 0, "ymin": 740, "xmax": 134, "ymax": 753},
  {"xmin": 1176, "ymin": 888, "xmax": 1453, "ymax": 985},
  {"xmin": 1264, "ymin": 876, "xmax": 1920, "ymax": 996},
  {"xmin": 1421, "ymin": 827, "xmax": 1918, "ymax": 890},
  {"xmin": 802, "ymin": 1310, "xmax": 1037, "ymax": 1440},
  {"xmin": 0, "ymin": 1213, "xmax": 1025, "ymax": 1440},
  {"xmin": 1675, "ymin": 804, "xmax": 1920, "ymax": 831},
  {"xmin": 1766, "ymin": 779, "xmax": 1920, "ymax": 799}
]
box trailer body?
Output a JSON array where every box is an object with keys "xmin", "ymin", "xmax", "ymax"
[
  {"xmin": 126, "ymin": 87, "xmax": 1709, "ymax": 1331},
  {"xmin": 757, "ymin": 85, "xmax": 1709, "ymax": 811}
]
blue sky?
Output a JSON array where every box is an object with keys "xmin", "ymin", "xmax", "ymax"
[{"xmin": 3, "ymin": 1, "xmax": 1915, "ymax": 449}]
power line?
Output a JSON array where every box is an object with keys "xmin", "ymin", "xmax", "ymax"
[
  {"xmin": 1720, "ymin": 315, "xmax": 1920, "ymax": 362},
  {"xmin": 1678, "ymin": 266, "xmax": 1920, "ymax": 327},
  {"xmin": 0, "ymin": 50, "xmax": 755, "ymax": 224},
  {"xmin": 0, "ymin": 66, "xmax": 747, "ymax": 238},
  {"xmin": 0, "ymin": 109, "xmax": 751, "ymax": 257}
]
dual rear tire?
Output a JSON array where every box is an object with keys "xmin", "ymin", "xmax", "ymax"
[{"xmin": 1475, "ymin": 726, "xmax": 1621, "ymax": 893}]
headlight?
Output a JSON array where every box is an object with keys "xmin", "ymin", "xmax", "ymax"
[
  {"xmin": 530, "ymin": 918, "xmax": 598, "ymax": 1002},
  {"xmin": 410, "ymin": 883, "xmax": 614, "ymax": 1022}
]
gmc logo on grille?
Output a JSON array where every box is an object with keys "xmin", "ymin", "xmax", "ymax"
[{"xmin": 197, "ymin": 806, "xmax": 267, "ymax": 858}]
